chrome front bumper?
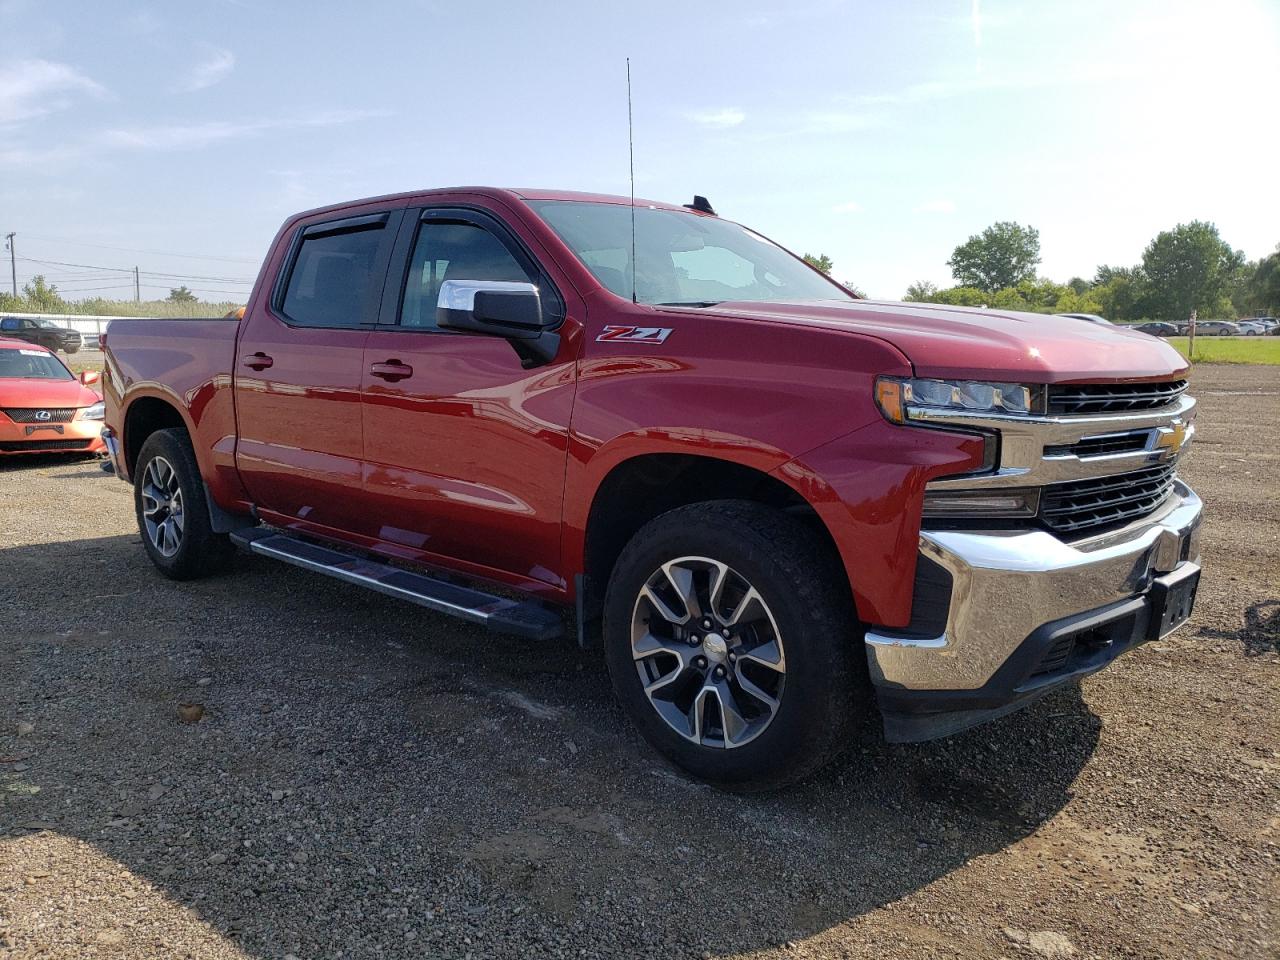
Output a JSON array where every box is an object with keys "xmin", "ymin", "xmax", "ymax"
[{"xmin": 866, "ymin": 479, "xmax": 1203, "ymax": 694}]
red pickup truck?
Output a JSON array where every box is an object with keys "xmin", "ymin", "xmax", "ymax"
[{"xmin": 102, "ymin": 187, "xmax": 1202, "ymax": 789}]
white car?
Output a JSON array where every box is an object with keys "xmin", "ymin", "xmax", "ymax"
[{"xmin": 1237, "ymin": 320, "xmax": 1267, "ymax": 336}]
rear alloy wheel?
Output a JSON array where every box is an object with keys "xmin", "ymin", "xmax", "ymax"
[
  {"xmin": 134, "ymin": 428, "xmax": 234, "ymax": 580},
  {"xmin": 604, "ymin": 500, "xmax": 866, "ymax": 791},
  {"xmin": 141, "ymin": 456, "xmax": 185, "ymax": 557}
]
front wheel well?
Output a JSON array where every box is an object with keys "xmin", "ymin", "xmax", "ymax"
[
  {"xmin": 581, "ymin": 454, "xmax": 847, "ymax": 640},
  {"xmin": 123, "ymin": 397, "xmax": 187, "ymax": 476}
]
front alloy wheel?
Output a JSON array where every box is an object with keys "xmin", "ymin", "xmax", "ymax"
[
  {"xmin": 603, "ymin": 500, "xmax": 865, "ymax": 791},
  {"xmin": 631, "ymin": 556, "xmax": 786, "ymax": 749}
]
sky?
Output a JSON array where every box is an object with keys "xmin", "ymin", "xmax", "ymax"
[{"xmin": 1, "ymin": 0, "xmax": 1277, "ymax": 303}]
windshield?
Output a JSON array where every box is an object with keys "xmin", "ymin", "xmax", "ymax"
[
  {"xmin": 0, "ymin": 348, "xmax": 73, "ymax": 380},
  {"xmin": 528, "ymin": 200, "xmax": 853, "ymax": 306}
]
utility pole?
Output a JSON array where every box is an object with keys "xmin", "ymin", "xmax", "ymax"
[
  {"xmin": 4, "ymin": 233, "xmax": 14, "ymax": 297},
  {"xmin": 134, "ymin": 265, "xmax": 140, "ymax": 303}
]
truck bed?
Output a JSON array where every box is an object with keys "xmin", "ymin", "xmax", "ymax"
[{"xmin": 102, "ymin": 316, "xmax": 242, "ymax": 496}]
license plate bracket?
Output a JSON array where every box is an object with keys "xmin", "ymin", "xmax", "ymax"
[{"xmin": 1146, "ymin": 564, "xmax": 1200, "ymax": 641}]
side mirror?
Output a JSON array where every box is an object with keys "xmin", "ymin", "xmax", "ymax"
[
  {"xmin": 436, "ymin": 280, "xmax": 560, "ymax": 366},
  {"xmin": 80, "ymin": 370, "xmax": 101, "ymax": 386}
]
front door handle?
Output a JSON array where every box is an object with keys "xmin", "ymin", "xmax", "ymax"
[
  {"xmin": 370, "ymin": 360, "xmax": 413, "ymax": 382},
  {"xmin": 242, "ymin": 352, "xmax": 273, "ymax": 371}
]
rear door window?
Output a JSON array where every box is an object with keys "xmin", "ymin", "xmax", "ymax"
[{"xmin": 279, "ymin": 215, "xmax": 392, "ymax": 327}]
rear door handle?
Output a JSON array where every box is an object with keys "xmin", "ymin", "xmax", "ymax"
[
  {"xmin": 370, "ymin": 360, "xmax": 413, "ymax": 382},
  {"xmin": 242, "ymin": 352, "xmax": 273, "ymax": 371}
]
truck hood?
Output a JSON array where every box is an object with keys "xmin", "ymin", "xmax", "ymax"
[
  {"xmin": 693, "ymin": 299, "xmax": 1189, "ymax": 383},
  {"xmin": 0, "ymin": 378, "xmax": 100, "ymax": 409}
]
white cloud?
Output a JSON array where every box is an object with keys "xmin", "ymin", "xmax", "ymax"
[
  {"xmin": 832, "ymin": 201, "xmax": 863, "ymax": 214},
  {"xmin": 99, "ymin": 109, "xmax": 389, "ymax": 151},
  {"xmin": 0, "ymin": 59, "xmax": 105, "ymax": 124},
  {"xmin": 799, "ymin": 110, "xmax": 874, "ymax": 134},
  {"xmin": 180, "ymin": 47, "xmax": 235, "ymax": 92},
  {"xmin": 686, "ymin": 107, "xmax": 745, "ymax": 128},
  {"xmin": 914, "ymin": 199, "xmax": 956, "ymax": 214},
  {"xmin": 101, "ymin": 120, "xmax": 265, "ymax": 150}
]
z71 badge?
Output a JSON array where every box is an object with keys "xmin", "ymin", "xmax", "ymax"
[{"xmin": 596, "ymin": 325, "xmax": 674, "ymax": 344}]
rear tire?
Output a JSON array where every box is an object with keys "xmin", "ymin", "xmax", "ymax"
[
  {"xmin": 603, "ymin": 500, "xmax": 867, "ymax": 791},
  {"xmin": 133, "ymin": 428, "xmax": 234, "ymax": 580}
]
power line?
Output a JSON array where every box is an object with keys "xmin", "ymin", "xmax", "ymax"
[
  {"xmin": 37, "ymin": 283, "xmax": 137, "ymax": 294},
  {"xmin": 19, "ymin": 233, "xmax": 260, "ymax": 264},
  {"xmin": 16, "ymin": 255, "xmax": 254, "ymax": 284}
]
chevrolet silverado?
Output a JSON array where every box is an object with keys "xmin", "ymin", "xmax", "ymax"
[{"xmin": 101, "ymin": 187, "xmax": 1202, "ymax": 789}]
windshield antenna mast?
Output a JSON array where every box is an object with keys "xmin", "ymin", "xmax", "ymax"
[{"xmin": 627, "ymin": 58, "xmax": 637, "ymax": 304}]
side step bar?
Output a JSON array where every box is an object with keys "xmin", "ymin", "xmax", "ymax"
[{"xmin": 230, "ymin": 528, "xmax": 563, "ymax": 641}]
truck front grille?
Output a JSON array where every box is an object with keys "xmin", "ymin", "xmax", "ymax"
[
  {"xmin": 1047, "ymin": 379, "xmax": 1187, "ymax": 415},
  {"xmin": 0, "ymin": 439, "xmax": 93, "ymax": 452},
  {"xmin": 1040, "ymin": 463, "xmax": 1177, "ymax": 535},
  {"xmin": 1044, "ymin": 431, "xmax": 1152, "ymax": 459},
  {"xmin": 3, "ymin": 407, "xmax": 76, "ymax": 423}
]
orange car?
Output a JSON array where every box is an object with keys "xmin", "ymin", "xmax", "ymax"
[{"xmin": 0, "ymin": 337, "xmax": 106, "ymax": 456}]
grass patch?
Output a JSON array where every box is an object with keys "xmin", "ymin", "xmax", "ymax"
[
  {"xmin": 1166, "ymin": 337, "xmax": 1280, "ymax": 365},
  {"xmin": 64, "ymin": 355, "xmax": 104, "ymax": 376}
]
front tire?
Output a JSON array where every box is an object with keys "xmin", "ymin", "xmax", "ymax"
[
  {"xmin": 133, "ymin": 428, "xmax": 233, "ymax": 580},
  {"xmin": 603, "ymin": 500, "xmax": 867, "ymax": 791}
]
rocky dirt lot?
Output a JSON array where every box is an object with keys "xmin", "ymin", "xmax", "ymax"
[{"xmin": 1, "ymin": 364, "xmax": 1276, "ymax": 960}]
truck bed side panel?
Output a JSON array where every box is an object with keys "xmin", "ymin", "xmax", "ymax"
[{"xmin": 103, "ymin": 318, "xmax": 249, "ymax": 512}]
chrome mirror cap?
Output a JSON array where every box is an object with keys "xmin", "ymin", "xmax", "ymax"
[{"xmin": 436, "ymin": 279, "xmax": 539, "ymax": 312}]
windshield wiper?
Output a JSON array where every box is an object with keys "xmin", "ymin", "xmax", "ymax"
[{"xmin": 655, "ymin": 300, "xmax": 723, "ymax": 307}]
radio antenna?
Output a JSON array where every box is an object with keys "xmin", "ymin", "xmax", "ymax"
[{"xmin": 627, "ymin": 57, "xmax": 637, "ymax": 304}]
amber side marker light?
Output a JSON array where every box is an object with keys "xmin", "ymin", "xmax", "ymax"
[{"xmin": 875, "ymin": 378, "xmax": 906, "ymax": 424}]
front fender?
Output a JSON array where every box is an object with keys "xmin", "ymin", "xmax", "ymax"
[{"xmin": 773, "ymin": 419, "xmax": 987, "ymax": 627}]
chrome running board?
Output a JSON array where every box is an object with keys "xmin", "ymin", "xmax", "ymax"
[{"xmin": 230, "ymin": 527, "xmax": 563, "ymax": 641}]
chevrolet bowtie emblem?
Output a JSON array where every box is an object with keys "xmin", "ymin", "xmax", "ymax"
[{"xmin": 1154, "ymin": 420, "xmax": 1189, "ymax": 460}]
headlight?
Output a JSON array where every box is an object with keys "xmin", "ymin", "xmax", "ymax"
[
  {"xmin": 80, "ymin": 402, "xmax": 105, "ymax": 421},
  {"xmin": 875, "ymin": 377, "xmax": 1041, "ymax": 424}
]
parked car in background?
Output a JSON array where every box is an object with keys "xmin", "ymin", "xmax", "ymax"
[
  {"xmin": 1055, "ymin": 312, "xmax": 1112, "ymax": 325},
  {"xmin": 99, "ymin": 186, "xmax": 1204, "ymax": 789},
  {"xmin": 1248, "ymin": 317, "xmax": 1279, "ymax": 334},
  {"xmin": 1236, "ymin": 320, "xmax": 1267, "ymax": 336},
  {"xmin": 1135, "ymin": 322, "xmax": 1179, "ymax": 337},
  {"xmin": 0, "ymin": 338, "xmax": 106, "ymax": 455},
  {"xmin": 1196, "ymin": 320, "xmax": 1240, "ymax": 336},
  {"xmin": 0, "ymin": 316, "xmax": 83, "ymax": 353}
]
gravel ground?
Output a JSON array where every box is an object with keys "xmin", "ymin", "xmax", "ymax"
[{"xmin": 1, "ymin": 364, "xmax": 1276, "ymax": 960}]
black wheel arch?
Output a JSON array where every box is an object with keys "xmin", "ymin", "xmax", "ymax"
[{"xmin": 580, "ymin": 453, "xmax": 849, "ymax": 647}]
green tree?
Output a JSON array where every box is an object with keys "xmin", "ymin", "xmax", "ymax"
[
  {"xmin": 1235, "ymin": 245, "xmax": 1280, "ymax": 316},
  {"xmin": 1140, "ymin": 221, "xmax": 1244, "ymax": 322},
  {"xmin": 903, "ymin": 280, "xmax": 938, "ymax": 302},
  {"xmin": 927, "ymin": 286, "xmax": 990, "ymax": 308},
  {"xmin": 1094, "ymin": 264, "xmax": 1139, "ymax": 286},
  {"xmin": 1095, "ymin": 276, "xmax": 1152, "ymax": 323},
  {"xmin": 21, "ymin": 275, "xmax": 66, "ymax": 312},
  {"xmin": 802, "ymin": 253, "xmax": 834, "ymax": 274},
  {"xmin": 167, "ymin": 286, "xmax": 197, "ymax": 303},
  {"xmin": 947, "ymin": 222, "xmax": 1041, "ymax": 292}
]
